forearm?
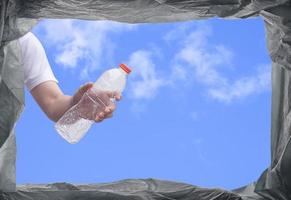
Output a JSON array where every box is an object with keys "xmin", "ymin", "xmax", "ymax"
[
  {"xmin": 45, "ymin": 94, "xmax": 73, "ymax": 122},
  {"xmin": 31, "ymin": 81, "xmax": 74, "ymax": 122}
]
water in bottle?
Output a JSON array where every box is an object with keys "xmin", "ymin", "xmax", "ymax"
[{"xmin": 55, "ymin": 63, "xmax": 131, "ymax": 144}]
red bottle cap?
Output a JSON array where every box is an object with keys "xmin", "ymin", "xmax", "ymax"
[{"xmin": 119, "ymin": 63, "xmax": 132, "ymax": 74}]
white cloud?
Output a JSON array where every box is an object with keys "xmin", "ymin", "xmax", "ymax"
[
  {"xmin": 163, "ymin": 23, "xmax": 191, "ymax": 42},
  {"xmin": 208, "ymin": 65, "xmax": 271, "ymax": 103},
  {"xmin": 34, "ymin": 19, "xmax": 271, "ymax": 104},
  {"xmin": 127, "ymin": 50, "xmax": 168, "ymax": 100},
  {"xmin": 34, "ymin": 19, "xmax": 136, "ymax": 79},
  {"xmin": 171, "ymin": 64, "xmax": 188, "ymax": 81},
  {"xmin": 171, "ymin": 23, "xmax": 271, "ymax": 103},
  {"xmin": 126, "ymin": 22, "xmax": 270, "ymax": 106}
]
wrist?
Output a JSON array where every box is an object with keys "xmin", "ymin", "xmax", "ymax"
[{"xmin": 69, "ymin": 95, "xmax": 75, "ymax": 107}]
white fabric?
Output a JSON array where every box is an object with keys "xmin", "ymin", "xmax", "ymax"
[{"xmin": 18, "ymin": 32, "xmax": 58, "ymax": 91}]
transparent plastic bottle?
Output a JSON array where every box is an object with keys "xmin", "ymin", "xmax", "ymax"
[{"xmin": 55, "ymin": 63, "xmax": 131, "ymax": 144}]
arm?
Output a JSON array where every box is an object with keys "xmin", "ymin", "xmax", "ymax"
[
  {"xmin": 20, "ymin": 33, "xmax": 120, "ymax": 122},
  {"xmin": 31, "ymin": 81, "xmax": 120, "ymax": 122}
]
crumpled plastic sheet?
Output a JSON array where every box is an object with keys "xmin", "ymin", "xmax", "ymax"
[
  {"xmin": 0, "ymin": 179, "xmax": 245, "ymax": 200},
  {"xmin": 0, "ymin": 0, "xmax": 291, "ymax": 199}
]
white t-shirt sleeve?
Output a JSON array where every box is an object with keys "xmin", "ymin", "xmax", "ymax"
[{"xmin": 18, "ymin": 32, "xmax": 58, "ymax": 91}]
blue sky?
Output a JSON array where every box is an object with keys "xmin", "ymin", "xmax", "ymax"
[{"xmin": 16, "ymin": 17, "xmax": 271, "ymax": 190}]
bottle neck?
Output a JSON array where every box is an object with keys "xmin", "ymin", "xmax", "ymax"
[{"xmin": 119, "ymin": 67, "xmax": 128, "ymax": 75}]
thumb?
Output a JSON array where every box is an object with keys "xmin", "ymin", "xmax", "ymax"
[
  {"xmin": 78, "ymin": 82, "xmax": 94, "ymax": 95},
  {"xmin": 72, "ymin": 82, "xmax": 94, "ymax": 105}
]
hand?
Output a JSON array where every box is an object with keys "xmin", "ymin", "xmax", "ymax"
[{"xmin": 72, "ymin": 82, "xmax": 121, "ymax": 122}]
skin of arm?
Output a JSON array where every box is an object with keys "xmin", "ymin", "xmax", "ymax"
[{"xmin": 30, "ymin": 81, "xmax": 121, "ymax": 122}]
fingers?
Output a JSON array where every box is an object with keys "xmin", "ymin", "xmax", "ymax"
[
  {"xmin": 72, "ymin": 82, "xmax": 94, "ymax": 105},
  {"xmin": 94, "ymin": 113, "xmax": 113, "ymax": 122},
  {"xmin": 112, "ymin": 91, "xmax": 122, "ymax": 101},
  {"xmin": 115, "ymin": 93, "xmax": 122, "ymax": 101},
  {"xmin": 80, "ymin": 89, "xmax": 120, "ymax": 123},
  {"xmin": 94, "ymin": 115, "xmax": 103, "ymax": 122},
  {"xmin": 104, "ymin": 91, "xmax": 122, "ymax": 101},
  {"xmin": 106, "ymin": 102, "xmax": 116, "ymax": 112},
  {"xmin": 102, "ymin": 103, "xmax": 115, "ymax": 118},
  {"xmin": 79, "ymin": 82, "xmax": 94, "ymax": 93},
  {"xmin": 94, "ymin": 103, "xmax": 116, "ymax": 123}
]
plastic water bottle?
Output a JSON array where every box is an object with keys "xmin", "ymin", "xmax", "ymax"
[{"xmin": 55, "ymin": 63, "xmax": 131, "ymax": 144}]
